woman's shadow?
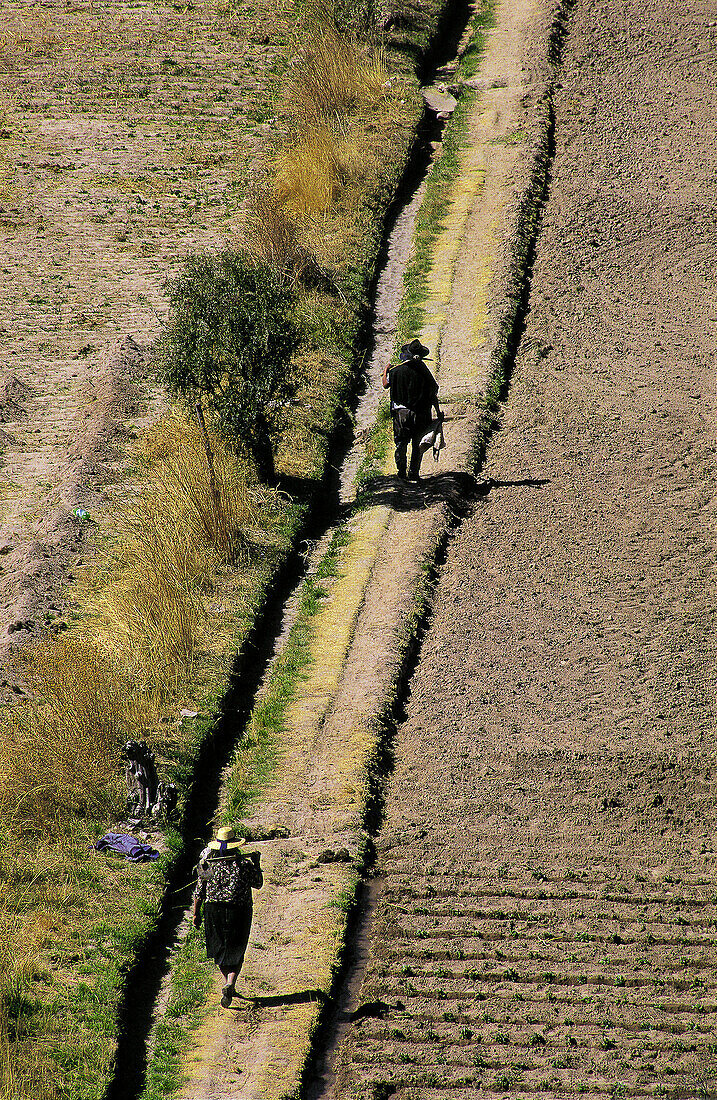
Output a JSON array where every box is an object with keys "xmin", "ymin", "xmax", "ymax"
[{"xmin": 232, "ymin": 989, "xmax": 327, "ymax": 1009}]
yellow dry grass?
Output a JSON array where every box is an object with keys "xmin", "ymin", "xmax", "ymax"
[
  {"xmin": 244, "ymin": 189, "xmax": 320, "ymax": 282},
  {"xmin": 288, "ymin": 25, "xmax": 386, "ymax": 126},
  {"xmin": 80, "ymin": 409, "xmax": 259, "ymax": 691},
  {"xmin": 0, "ymin": 410, "xmax": 262, "ymax": 832},
  {"xmin": 0, "ymin": 639, "xmax": 135, "ymax": 828},
  {"xmin": 274, "ymin": 126, "xmax": 360, "ymax": 216},
  {"xmin": 266, "ymin": 20, "xmax": 387, "ymax": 221}
]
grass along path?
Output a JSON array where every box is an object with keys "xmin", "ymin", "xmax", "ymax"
[{"xmin": 0, "ymin": 2, "xmax": 444, "ymax": 1093}]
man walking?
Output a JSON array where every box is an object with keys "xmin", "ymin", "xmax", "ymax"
[{"xmin": 382, "ymin": 338, "xmax": 442, "ymax": 481}]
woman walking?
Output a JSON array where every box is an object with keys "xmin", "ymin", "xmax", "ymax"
[{"xmin": 192, "ymin": 826, "xmax": 263, "ymax": 1007}]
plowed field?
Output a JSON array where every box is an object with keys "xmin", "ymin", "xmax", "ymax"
[{"xmin": 330, "ymin": 0, "xmax": 717, "ymax": 1094}]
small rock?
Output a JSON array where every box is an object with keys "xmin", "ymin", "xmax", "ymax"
[{"xmin": 422, "ymin": 84, "xmax": 458, "ymax": 116}]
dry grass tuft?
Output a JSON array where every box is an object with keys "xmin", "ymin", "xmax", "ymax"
[
  {"xmin": 136, "ymin": 409, "xmax": 258, "ymax": 566},
  {"xmin": 244, "ymin": 189, "xmax": 323, "ymax": 284},
  {"xmin": 81, "ymin": 410, "xmax": 260, "ymax": 690},
  {"xmin": 270, "ymin": 19, "xmax": 387, "ymax": 227},
  {"xmin": 273, "ymin": 126, "xmax": 356, "ymax": 216},
  {"xmin": 0, "ymin": 640, "xmax": 133, "ymax": 828},
  {"xmin": 0, "ymin": 410, "xmax": 263, "ymax": 830},
  {"xmin": 288, "ymin": 25, "xmax": 386, "ymax": 125},
  {"xmin": 91, "ymin": 565, "xmax": 203, "ymax": 692}
]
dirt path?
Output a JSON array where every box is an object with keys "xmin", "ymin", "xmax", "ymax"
[
  {"xmin": 329, "ymin": 0, "xmax": 717, "ymax": 1096},
  {"xmin": 109, "ymin": 0, "xmax": 717, "ymax": 1093}
]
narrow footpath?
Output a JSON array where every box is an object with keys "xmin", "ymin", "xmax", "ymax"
[{"xmin": 162, "ymin": 0, "xmax": 550, "ymax": 1095}]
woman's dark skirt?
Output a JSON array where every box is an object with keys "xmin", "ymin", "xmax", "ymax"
[{"xmin": 203, "ymin": 901, "xmax": 253, "ymax": 970}]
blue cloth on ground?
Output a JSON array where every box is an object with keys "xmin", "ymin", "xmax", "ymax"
[{"xmin": 94, "ymin": 832, "xmax": 160, "ymax": 862}]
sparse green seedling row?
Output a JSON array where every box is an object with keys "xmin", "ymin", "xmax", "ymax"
[{"xmin": 345, "ymin": 861, "xmax": 717, "ymax": 1097}]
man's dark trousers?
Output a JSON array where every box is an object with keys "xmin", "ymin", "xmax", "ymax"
[
  {"xmin": 393, "ymin": 408, "xmax": 429, "ymax": 479},
  {"xmin": 388, "ymin": 353, "xmax": 438, "ymax": 480}
]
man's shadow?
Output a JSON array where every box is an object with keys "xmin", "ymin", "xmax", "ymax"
[
  {"xmin": 486, "ymin": 477, "xmax": 550, "ymax": 489},
  {"xmin": 350, "ymin": 472, "xmax": 549, "ymax": 514}
]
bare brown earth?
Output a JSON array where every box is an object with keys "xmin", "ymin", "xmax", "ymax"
[
  {"xmin": 330, "ymin": 0, "xmax": 717, "ymax": 1095},
  {"xmin": 5, "ymin": 0, "xmax": 716, "ymax": 1095},
  {"xmin": 0, "ymin": 0, "xmax": 290, "ymax": 693}
]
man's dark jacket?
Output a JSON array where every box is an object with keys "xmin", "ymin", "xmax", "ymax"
[{"xmin": 388, "ymin": 357, "xmax": 438, "ymax": 422}]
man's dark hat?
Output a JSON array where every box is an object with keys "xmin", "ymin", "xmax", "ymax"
[{"xmin": 407, "ymin": 338, "xmax": 430, "ymax": 359}]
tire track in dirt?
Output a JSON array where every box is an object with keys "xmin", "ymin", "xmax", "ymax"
[{"xmin": 327, "ymin": 0, "xmax": 717, "ymax": 1096}]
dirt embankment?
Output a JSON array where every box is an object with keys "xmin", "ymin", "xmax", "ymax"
[{"xmin": 329, "ymin": 0, "xmax": 717, "ymax": 1095}]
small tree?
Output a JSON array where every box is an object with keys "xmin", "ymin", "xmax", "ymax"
[{"xmin": 161, "ymin": 250, "xmax": 298, "ymax": 481}]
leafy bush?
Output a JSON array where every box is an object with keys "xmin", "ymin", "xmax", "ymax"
[{"xmin": 161, "ymin": 251, "xmax": 299, "ymax": 481}]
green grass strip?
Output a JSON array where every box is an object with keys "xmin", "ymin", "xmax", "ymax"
[
  {"xmin": 395, "ymin": 0, "xmax": 498, "ymax": 353},
  {"xmin": 140, "ymin": 526, "xmax": 351, "ymax": 1099},
  {"xmin": 354, "ymin": 400, "xmax": 392, "ymax": 500}
]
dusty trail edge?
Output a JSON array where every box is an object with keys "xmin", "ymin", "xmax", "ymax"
[{"xmin": 161, "ymin": 0, "xmax": 568, "ymax": 1096}]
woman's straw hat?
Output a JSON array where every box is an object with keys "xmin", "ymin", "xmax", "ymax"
[{"xmin": 208, "ymin": 826, "xmax": 245, "ymax": 853}]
